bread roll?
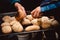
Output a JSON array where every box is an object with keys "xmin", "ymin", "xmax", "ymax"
[
  {"xmin": 11, "ymin": 17, "xmax": 17, "ymax": 21},
  {"xmin": 2, "ymin": 26, "xmax": 12, "ymax": 33},
  {"xmin": 41, "ymin": 16, "xmax": 51, "ymax": 29},
  {"xmin": 25, "ymin": 25, "xmax": 40, "ymax": 31},
  {"xmin": 51, "ymin": 20, "xmax": 59, "ymax": 26},
  {"xmin": 41, "ymin": 21, "xmax": 51, "ymax": 29},
  {"xmin": 26, "ymin": 15, "xmax": 34, "ymax": 21},
  {"xmin": 31, "ymin": 19, "xmax": 41, "ymax": 26},
  {"xmin": 1, "ymin": 22, "xmax": 10, "ymax": 27},
  {"xmin": 22, "ymin": 18, "xmax": 31, "ymax": 25},
  {"xmin": 41, "ymin": 16, "xmax": 50, "ymax": 22},
  {"xmin": 2, "ymin": 16, "xmax": 11, "ymax": 22},
  {"xmin": 10, "ymin": 20, "xmax": 18, "ymax": 25},
  {"xmin": 12, "ymin": 22, "xmax": 23, "ymax": 32}
]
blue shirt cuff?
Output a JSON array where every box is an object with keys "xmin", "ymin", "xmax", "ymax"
[{"xmin": 10, "ymin": 0, "xmax": 20, "ymax": 5}]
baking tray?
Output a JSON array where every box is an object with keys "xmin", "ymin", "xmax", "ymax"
[{"xmin": 0, "ymin": 12, "xmax": 55, "ymax": 36}]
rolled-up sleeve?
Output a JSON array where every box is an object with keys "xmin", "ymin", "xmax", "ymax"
[{"xmin": 10, "ymin": 0, "xmax": 20, "ymax": 5}]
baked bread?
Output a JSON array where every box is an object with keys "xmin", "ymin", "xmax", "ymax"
[
  {"xmin": 25, "ymin": 25, "xmax": 40, "ymax": 31},
  {"xmin": 2, "ymin": 26, "xmax": 12, "ymax": 33}
]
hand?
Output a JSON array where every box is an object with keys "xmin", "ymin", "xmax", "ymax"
[
  {"xmin": 31, "ymin": 6, "xmax": 41, "ymax": 18},
  {"xmin": 14, "ymin": 2, "xmax": 26, "ymax": 20},
  {"xmin": 18, "ymin": 10, "xmax": 26, "ymax": 19}
]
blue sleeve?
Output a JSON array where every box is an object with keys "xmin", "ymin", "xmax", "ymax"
[
  {"xmin": 41, "ymin": 1, "xmax": 60, "ymax": 12},
  {"xmin": 10, "ymin": 0, "xmax": 20, "ymax": 5},
  {"xmin": 41, "ymin": 4, "xmax": 56, "ymax": 12}
]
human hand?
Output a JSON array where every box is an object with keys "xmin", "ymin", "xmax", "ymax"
[
  {"xmin": 14, "ymin": 2, "xmax": 26, "ymax": 20},
  {"xmin": 31, "ymin": 6, "xmax": 42, "ymax": 18}
]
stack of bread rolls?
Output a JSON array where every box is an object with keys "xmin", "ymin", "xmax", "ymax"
[
  {"xmin": 1, "ymin": 14, "xmax": 59, "ymax": 33},
  {"xmin": 1, "ymin": 16, "xmax": 23, "ymax": 33}
]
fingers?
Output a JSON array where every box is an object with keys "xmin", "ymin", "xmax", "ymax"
[
  {"xmin": 36, "ymin": 11, "xmax": 39, "ymax": 17},
  {"xmin": 15, "ymin": 3, "xmax": 26, "ymax": 18},
  {"xmin": 31, "ymin": 9, "xmax": 35, "ymax": 15},
  {"xmin": 31, "ymin": 6, "xmax": 41, "ymax": 18},
  {"xmin": 31, "ymin": 10, "xmax": 40, "ymax": 18},
  {"xmin": 33, "ymin": 12, "xmax": 37, "ymax": 18},
  {"xmin": 16, "ymin": 8, "xmax": 26, "ymax": 20},
  {"xmin": 31, "ymin": 9, "xmax": 36, "ymax": 17},
  {"xmin": 14, "ymin": 3, "xmax": 27, "ymax": 20},
  {"xmin": 18, "ymin": 10, "xmax": 26, "ymax": 18}
]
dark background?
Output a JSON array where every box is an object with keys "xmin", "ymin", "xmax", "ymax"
[{"xmin": 0, "ymin": 0, "xmax": 42, "ymax": 13}]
